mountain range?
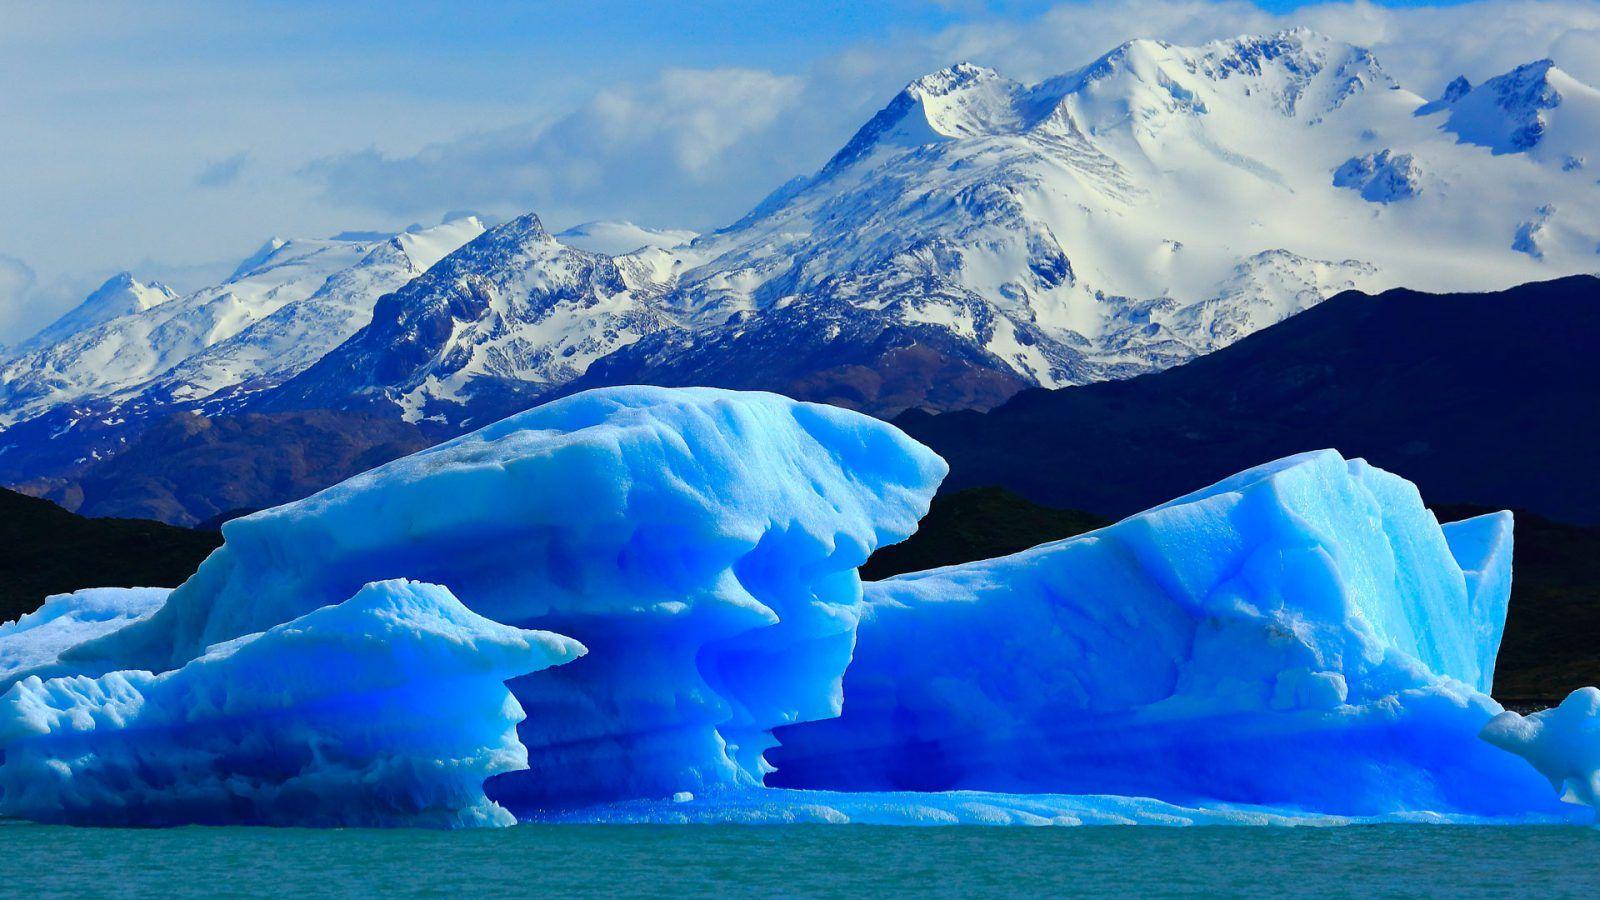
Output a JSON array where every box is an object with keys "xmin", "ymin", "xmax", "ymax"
[{"xmin": 3, "ymin": 29, "xmax": 1599, "ymax": 522}]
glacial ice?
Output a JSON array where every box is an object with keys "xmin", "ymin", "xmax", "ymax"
[
  {"xmin": 769, "ymin": 450, "xmax": 1570, "ymax": 819},
  {"xmin": 0, "ymin": 588, "xmax": 169, "ymax": 687},
  {"xmin": 0, "ymin": 579, "xmax": 583, "ymax": 827},
  {"xmin": 1482, "ymin": 687, "xmax": 1600, "ymax": 817},
  {"xmin": 0, "ymin": 388, "xmax": 1588, "ymax": 828},
  {"xmin": 54, "ymin": 386, "xmax": 945, "ymax": 811}
]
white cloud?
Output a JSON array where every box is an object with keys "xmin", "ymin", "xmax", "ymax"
[
  {"xmin": 303, "ymin": 67, "xmax": 809, "ymax": 229},
  {"xmin": 195, "ymin": 152, "xmax": 252, "ymax": 189},
  {"xmin": 0, "ymin": 256, "xmax": 38, "ymax": 344},
  {"xmin": 0, "ymin": 255, "xmax": 85, "ymax": 348},
  {"xmin": 300, "ymin": 1, "xmax": 1600, "ymax": 233}
]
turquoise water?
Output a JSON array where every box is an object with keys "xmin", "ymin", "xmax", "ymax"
[{"xmin": 3, "ymin": 823, "xmax": 1598, "ymax": 897}]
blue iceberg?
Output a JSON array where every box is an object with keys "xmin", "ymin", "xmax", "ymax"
[
  {"xmin": 0, "ymin": 388, "xmax": 1584, "ymax": 827},
  {"xmin": 769, "ymin": 450, "xmax": 1569, "ymax": 819},
  {"xmin": 0, "ymin": 579, "xmax": 582, "ymax": 827},
  {"xmin": 50, "ymin": 387, "xmax": 946, "ymax": 811}
]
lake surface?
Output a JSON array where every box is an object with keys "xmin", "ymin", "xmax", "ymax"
[{"xmin": 3, "ymin": 822, "xmax": 1598, "ymax": 897}]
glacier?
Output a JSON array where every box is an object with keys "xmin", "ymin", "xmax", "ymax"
[
  {"xmin": 0, "ymin": 387, "xmax": 1588, "ymax": 827},
  {"xmin": 0, "ymin": 579, "xmax": 583, "ymax": 827}
]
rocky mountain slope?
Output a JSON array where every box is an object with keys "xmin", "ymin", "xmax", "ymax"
[{"xmin": 0, "ymin": 487, "xmax": 219, "ymax": 623}]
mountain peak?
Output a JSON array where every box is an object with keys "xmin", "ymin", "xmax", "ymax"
[
  {"xmin": 1430, "ymin": 57, "xmax": 1597, "ymax": 154},
  {"xmin": 822, "ymin": 62, "xmax": 1025, "ymax": 173},
  {"xmin": 17, "ymin": 271, "xmax": 179, "ymax": 353},
  {"xmin": 497, "ymin": 211, "xmax": 553, "ymax": 241},
  {"xmin": 904, "ymin": 62, "xmax": 1002, "ymax": 99},
  {"xmin": 1441, "ymin": 75, "xmax": 1473, "ymax": 104},
  {"xmin": 88, "ymin": 271, "xmax": 177, "ymax": 310},
  {"xmin": 229, "ymin": 237, "xmax": 290, "ymax": 281}
]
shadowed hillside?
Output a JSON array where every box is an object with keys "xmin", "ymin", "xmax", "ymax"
[
  {"xmin": 0, "ymin": 487, "xmax": 220, "ymax": 623},
  {"xmin": 898, "ymin": 276, "xmax": 1600, "ymax": 525}
]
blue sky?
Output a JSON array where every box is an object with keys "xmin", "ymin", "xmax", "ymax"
[{"xmin": 1, "ymin": 0, "xmax": 1596, "ymax": 341}]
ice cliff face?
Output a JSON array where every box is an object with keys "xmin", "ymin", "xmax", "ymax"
[
  {"xmin": 0, "ymin": 387, "xmax": 1589, "ymax": 827},
  {"xmin": 52, "ymin": 387, "xmax": 945, "ymax": 811},
  {"xmin": 0, "ymin": 588, "xmax": 169, "ymax": 686},
  {"xmin": 0, "ymin": 580, "xmax": 582, "ymax": 827},
  {"xmin": 1483, "ymin": 687, "xmax": 1600, "ymax": 816},
  {"xmin": 771, "ymin": 450, "xmax": 1555, "ymax": 817}
]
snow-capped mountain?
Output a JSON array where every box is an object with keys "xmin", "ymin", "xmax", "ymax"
[
  {"xmin": 17, "ymin": 273, "xmax": 178, "ymax": 355},
  {"xmin": 267, "ymin": 29, "xmax": 1600, "ymax": 427},
  {"xmin": 0, "ymin": 217, "xmax": 483, "ymax": 431},
  {"xmin": 1430, "ymin": 60, "xmax": 1600, "ymax": 163},
  {"xmin": 139, "ymin": 216, "xmax": 486, "ymax": 413},
  {"xmin": 6, "ymin": 29, "xmax": 1600, "ymax": 506},
  {"xmin": 269, "ymin": 213, "xmax": 670, "ymax": 426}
]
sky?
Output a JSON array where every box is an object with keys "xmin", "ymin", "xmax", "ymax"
[{"xmin": 2, "ymin": 0, "xmax": 1598, "ymax": 342}]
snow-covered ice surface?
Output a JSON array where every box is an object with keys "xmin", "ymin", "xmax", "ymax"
[
  {"xmin": 554, "ymin": 220, "xmax": 697, "ymax": 256},
  {"xmin": 0, "ymin": 388, "xmax": 1591, "ymax": 827},
  {"xmin": 0, "ymin": 588, "xmax": 169, "ymax": 687},
  {"xmin": 54, "ymin": 386, "xmax": 945, "ymax": 812},
  {"xmin": 770, "ymin": 450, "xmax": 1574, "ymax": 820},
  {"xmin": 0, "ymin": 579, "xmax": 583, "ymax": 827}
]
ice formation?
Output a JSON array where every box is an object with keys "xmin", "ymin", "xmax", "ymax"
[
  {"xmin": 0, "ymin": 579, "xmax": 582, "ymax": 827},
  {"xmin": 54, "ymin": 386, "xmax": 945, "ymax": 811},
  {"xmin": 0, "ymin": 588, "xmax": 169, "ymax": 688},
  {"xmin": 1482, "ymin": 687, "xmax": 1600, "ymax": 818},
  {"xmin": 0, "ymin": 388, "xmax": 1588, "ymax": 828},
  {"xmin": 769, "ymin": 450, "xmax": 1568, "ymax": 818}
]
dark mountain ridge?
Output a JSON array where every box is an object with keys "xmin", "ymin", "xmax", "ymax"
[{"xmin": 898, "ymin": 275, "xmax": 1600, "ymax": 525}]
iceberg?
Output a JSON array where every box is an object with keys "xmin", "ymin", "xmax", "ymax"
[
  {"xmin": 769, "ymin": 450, "xmax": 1569, "ymax": 819},
  {"xmin": 0, "ymin": 388, "xmax": 1584, "ymax": 827},
  {"xmin": 0, "ymin": 579, "xmax": 583, "ymax": 827},
  {"xmin": 1482, "ymin": 687, "xmax": 1600, "ymax": 818},
  {"xmin": 52, "ymin": 386, "xmax": 946, "ymax": 811}
]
